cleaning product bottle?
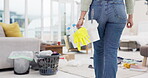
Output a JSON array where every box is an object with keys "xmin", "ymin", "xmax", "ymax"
[
  {"xmin": 72, "ymin": 24, "xmax": 77, "ymax": 33},
  {"xmin": 67, "ymin": 27, "xmax": 71, "ymax": 36}
]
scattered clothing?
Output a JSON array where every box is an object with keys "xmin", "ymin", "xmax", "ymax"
[
  {"xmin": 130, "ymin": 64, "xmax": 148, "ymax": 72},
  {"xmin": 88, "ymin": 65, "xmax": 94, "ymax": 69}
]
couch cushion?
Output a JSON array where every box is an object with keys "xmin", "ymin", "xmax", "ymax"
[
  {"xmin": 0, "ymin": 25, "xmax": 5, "ymax": 37},
  {"xmin": 0, "ymin": 22, "xmax": 23, "ymax": 37}
]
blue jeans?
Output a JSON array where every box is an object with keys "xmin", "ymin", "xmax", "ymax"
[{"xmin": 88, "ymin": 0, "xmax": 127, "ymax": 78}]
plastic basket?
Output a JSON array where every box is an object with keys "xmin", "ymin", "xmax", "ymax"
[{"xmin": 37, "ymin": 55, "xmax": 59, "ymax": 75}]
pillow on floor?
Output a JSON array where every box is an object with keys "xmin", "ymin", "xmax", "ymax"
[{"xmin": 0, "ymin": 22, "xmax": 23, "ymax": 37}]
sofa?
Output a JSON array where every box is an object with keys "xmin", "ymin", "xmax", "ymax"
[{"xmin": 0, "ymin": 26, "xmax": 40, "ymax": 69}]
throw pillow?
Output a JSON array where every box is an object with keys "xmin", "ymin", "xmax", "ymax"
[
  {"xmin": 0, "ymin": 22, "xmax": 23, "ymax": 37},
  {"xmin": 0, "ymin": 25, "xmax": 5, "ymax": 37}
]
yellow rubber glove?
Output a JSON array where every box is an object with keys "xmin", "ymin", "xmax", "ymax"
[{"xmin": 73, "ymin": 27, "xmax": 91, "ymax": 51}]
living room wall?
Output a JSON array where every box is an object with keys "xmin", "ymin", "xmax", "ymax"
[{"xmin": 122, "ymin": 0, "xmax": 148, "ymax": 35}]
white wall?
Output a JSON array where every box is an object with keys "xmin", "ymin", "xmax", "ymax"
[{"xmin": 122, "ymin": 0, "xmax": 148, "ymax": 35}]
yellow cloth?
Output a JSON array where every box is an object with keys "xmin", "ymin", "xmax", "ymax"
[
  {"xmin": 0, "ymin": 22, "xmax": 23, "ymax": 37},
  {"xmin": 123, "ymin": 63, "xmax": 136, "ymax": 69},
  {"xmin": 73, "ymin": 27, "xmax": 91, "ymax": 51}
]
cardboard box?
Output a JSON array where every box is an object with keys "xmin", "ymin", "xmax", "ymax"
[{"xmin": 62, "ymin": 53, "xmax": 75, "ymax": 61}]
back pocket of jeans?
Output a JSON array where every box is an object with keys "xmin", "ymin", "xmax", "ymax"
[{"xmin": 113, "ymin": 4, "xmax": 127, "ymax": 20}]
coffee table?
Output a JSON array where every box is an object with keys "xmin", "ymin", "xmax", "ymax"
[{"xmin": 41, "ymin": 45, "xmax": 64, "ymax": 54}]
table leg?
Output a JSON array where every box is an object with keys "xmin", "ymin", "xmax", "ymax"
[{"xmin": 142, "ymin": 57, "xmax": 147, "ymax": 67}]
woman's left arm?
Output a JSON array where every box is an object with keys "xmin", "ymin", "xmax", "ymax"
[{"xmin": 125, "ymin": 0, "xmax": 135, "ymax": 28}]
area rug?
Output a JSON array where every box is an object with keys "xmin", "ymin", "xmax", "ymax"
[
  {"xmin": 59, "ymin": 59, "xmax": 146, "ymax": 78},
  {"xmin": 59, "ymin": 64, "xmax": 94, "ymax": 78},
  {"xmin": 59, "ymin": 51, "xmax": 146, "ymax": 78},
  {"xmin": 59, "ymin": 64, "xmax": 145, "ymax": 78},
  {"xmin": 130, "ymin": 73, "xmax": 148, "ymax": 78}
]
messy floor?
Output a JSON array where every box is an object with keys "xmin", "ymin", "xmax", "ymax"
[{"xmin": 0, "ymin": 48, "xmax": 148, "ymax": 78}]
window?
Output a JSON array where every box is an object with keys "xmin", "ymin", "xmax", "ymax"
[
  {"xmin": 51, "ymin": 1, "xmax": 60, "ymax": 41},
  {"xmin": 42, "ymin": 0, "xmax": 51, "ymax": 42},
  {"xmin": 27, "ymin": 0, "xmax": 41, "ymax": 38},
  {"xmin": 0, "ymin": 0, "xmax": 4, "ymax": 22},
  {"xmin": 66, "ymin": 3, "xmax": 72, "ymax": 28},
  {"xmin": 59, "ymin": 2, "xmax": 66, "ymax": 36},
  {"xmin": 65, "ymin": 3, "xmax": 73, "ymax": 35},
  {"xmin": 74, "ymin": 1, "xmax": 80, "ymax": 23},
  {"xmin": 9, "ymin": 0, "xmax": 25, "ymax": 34},
  {"xmin": 3, "ymin": 0, "xmax": 80, "ymax": 43}
]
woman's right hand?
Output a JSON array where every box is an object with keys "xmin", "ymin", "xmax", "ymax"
[
  {"xmin": 76, "ymin": 11, "xmax": 87, "ymax": 29},
  {"xmin": 76, "ymin": 19, "xmax": 84, "ymax": 29}
]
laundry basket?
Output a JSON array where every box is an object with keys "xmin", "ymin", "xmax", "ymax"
[{"xmin": 37, "ymin": 55, "xmax": 59, "ymax": 75}]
